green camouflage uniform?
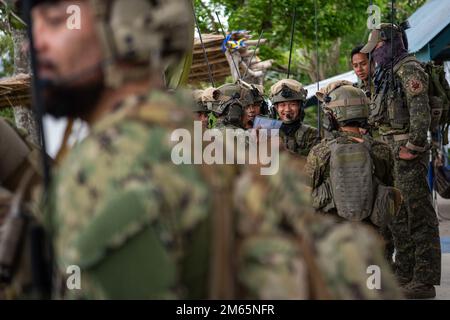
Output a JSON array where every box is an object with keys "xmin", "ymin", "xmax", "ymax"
[
  {"xmin": 47, "ymin": 91, "xmax": 212, "ymax": 299},
  {"xmin": 269, "ymin": 79, "xmax": 320, "ymax": 157},
  {"xmin": 371, "ymin": 55, "xmax": 441, "ymax": 286},
  {"xmin": 279, "ymin": 123, "xmax": 320, "ymax": 157},
  {"xmin": 356, "ymin": 79, "xmax": 375, "ymax": 99}
]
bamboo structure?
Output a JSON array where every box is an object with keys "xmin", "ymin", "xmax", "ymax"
[
  {"xmin": 188, "ymin": 32, "xmax": 272, "ymax": 85},
  {"xmin": 0, "ymin": 73, "xmax": 31, "ymax": 110}
]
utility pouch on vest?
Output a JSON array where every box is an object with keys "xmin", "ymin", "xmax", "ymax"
[
  {"xmin": 387, "ymin": 88, "xmax": 409, "ymax": 129},
  {"xmin": 370, "ymin": 184, "xmax": 402, "ymax": 227},
  {"xmin": 429, "ymin": 96, "xmax": 444, "ymax": 131},
  {"xmin": 370, "ymin": 94, "xmax": 385, "ymax": 126}
]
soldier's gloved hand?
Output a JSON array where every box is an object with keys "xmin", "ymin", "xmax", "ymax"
[{"xmin": 399, "ymin": 146, "xmax": 418, "ymax": 160}]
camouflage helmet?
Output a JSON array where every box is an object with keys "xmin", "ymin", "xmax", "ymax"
[
  {"xmin": 19, "ymin": 0, "xmax": 193, "ymax": 88},
  {"xmin": 92, "ymin": 0, "xmax": 194, "ymax": 88},
  {"xmin": 252, "ymin": 85, "xmax": 265, "ymax": 103},
  {"xmin": 240, "ymin": 84, "xmax": 264, "ymax": 107},
  {"xmin": 192, "ymin": 89, "xmax": 208, "ymax": 113},
  {"xmin": 201, "ymin": 87, "xmax": 232, "ymax": 115},
  {"xmin": 217, "ymin": 83, "xmax": 241, "ymax": 99},
  {"xmin": 269, "ymin": 79, "xmax": 307, "ymax": 104},
  {"xmin": 316, "ymin": 81, "xmax": 369, "ymax": 126},
  {"xmin": 361, "ymin": 23, "xmax": 403, "ymax": 53},
  {"xmin": 217, "ymin": 81, "xmax": 264, "ymax": 107},
  {"xmin": 216, "ymin": 83, "xmax": 244, "ymax": 118}
]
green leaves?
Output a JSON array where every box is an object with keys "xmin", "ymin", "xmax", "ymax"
[{"xmin": 194, "ymin": 0, "xmax": 427, "ymax": 86}]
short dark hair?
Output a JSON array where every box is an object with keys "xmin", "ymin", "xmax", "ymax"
[{"xmin": 350, "ymin": 45, "xmax": 368, "ymax": 61}]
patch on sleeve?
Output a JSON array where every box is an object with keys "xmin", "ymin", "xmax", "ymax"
[{"xmin": 405, "ymin": 77, "xmax": 425, "ymax": 96}]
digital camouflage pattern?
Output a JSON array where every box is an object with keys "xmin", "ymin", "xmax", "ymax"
[
  {"xmin": 388, "ymin": 139, "xmax": 441, "ymax": 286},
  {"xmin": 269, "ymin": 79, "xmax": 320, "ymax": 156},
  {"xmin": 279, "ymin": 124, "xmax": 320, "ymax": 157},
  {"xmin": 372, "ymin": 56, "xmax": 430, "ymax": 149},
  {"xmin": 47, "ymin": 91, "xmax": 212, "ymax": 299},
  {"xmin": 371, "ymin": 56, "xmax": 441, "ymax": 286},
  {"xmin": 356, "ymin": 79, "xmax": 374, "ymax": 100}
]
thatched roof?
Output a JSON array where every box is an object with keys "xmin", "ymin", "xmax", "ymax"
[
  {"xmin": 0, "ymin": 73, "xmax": 31, "ymax": 109},
  {"xmin": 188, "ymin": 34, "xmax": 230, "ymax": 84}
]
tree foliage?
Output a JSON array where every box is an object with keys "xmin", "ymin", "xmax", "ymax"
[
  {"xmin": 0, "ymin": 2, "xmax": 27, "ymax": 121},
  {"xmin": 195, "ymin": 0, "xmax": 428, "ymax": 86},
  {"xmin": 0, "ymin": 5, "xmax": 14, "ymax": 78}
]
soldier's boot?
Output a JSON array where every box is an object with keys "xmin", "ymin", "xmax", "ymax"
[{"xmin": 402, "ymin": 281, "xmax": 436, "ymax": 299}]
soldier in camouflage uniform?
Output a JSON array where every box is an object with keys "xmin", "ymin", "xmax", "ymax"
[
  {"xmin": 351, "ymin": 44, "xmax": 375, "ymax": 96},
  {"xmin": 201, "ymin": 84, "xmax": 252, "ymax": 151},
  {"xmin": 269, "ymin": 79, "xmax": 320, "ymax": 156},
  {"xmin": 214, "ymin": 83, "xmax": 246, "ymax": 131},
  {"xmin": 305, "ymin": 81, "xmax": 397, "ymax": 263},
  {"xmin": 200, "ymin": 86, "xmax": 243, "ymax": 131},
  {"xmin": 25, "ymin": 0, "xmax": 404, "ymax": 300},
  {"xmin": 361, "ymin": 23, "xmax": 441, "ymax": 299},
  {"xmin": 240, "ymin": 84, "xmax": 265, "ymax": 129},
  {"xmin": 28, "ymin": 0, "xmax": 207, "ymax": 299}
]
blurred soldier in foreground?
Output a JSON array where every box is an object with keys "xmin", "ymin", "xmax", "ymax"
[
  {"xmin": 361, "ymin": 23, "xmax": 441, "ymax": 298},
  {"xmin": 31, "ymin": 0, "xmax": 211, "ymax": 299},
  {"xmin": 0, "ymin": 117, "xmax": 47, "ymax": 299},
  {"xmin": 270, "ymin": 79, "xmax": 319, "ymax": 156}
]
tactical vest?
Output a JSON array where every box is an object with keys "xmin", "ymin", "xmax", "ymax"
[
  {"xmin": 371, "ymin": 56, "xmax": 450, "ymax": 134},
  {"xmin": 325, "ymin": 136, "xmax": 402, "ymax": 226},
  {"xmin": 328, "ymin": 137, "xmax": 374, "ymax": 221},
  {"xmin": 423, "ymin": 60, "xmax": 450, "ymax": 130},
  {"xmin": 371, "ymin": 63, "xmax": 410, "ymax": 131}
]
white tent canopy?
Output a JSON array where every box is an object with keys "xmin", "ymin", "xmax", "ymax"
[{"xmin": 304, "ymin": 70, "xmax": 358, "ymax": 99}]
